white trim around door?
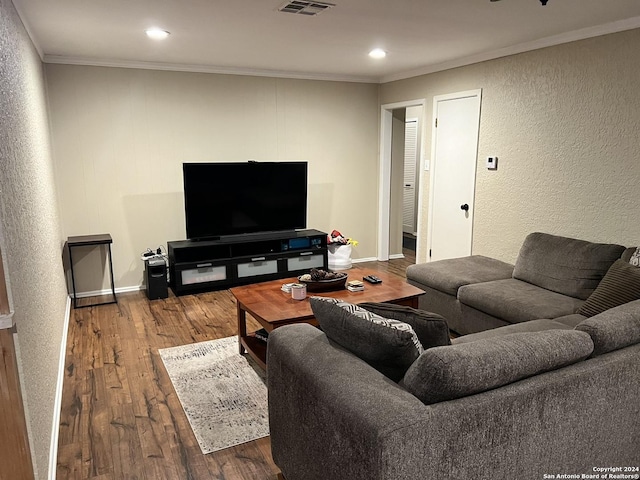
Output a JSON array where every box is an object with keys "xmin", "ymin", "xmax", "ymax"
[{"xmin": 378, "ymin": 99, "xmax": 426, "ymax": 261}]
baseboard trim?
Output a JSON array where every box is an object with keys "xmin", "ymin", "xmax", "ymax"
[
  {"xmin": 352, "ymin": 257, "xmax": 378, "ymax": 264},
  {"xmin": 72, "ymin": 284, "xmax": 142, "ymax": 299},
  {"xmin": 389, "ymin": 253, "xmax": 406, "ymax": 260},
  {"xmin": 48, "ymin": 295, "xmax": 71, "ymax": 480}
]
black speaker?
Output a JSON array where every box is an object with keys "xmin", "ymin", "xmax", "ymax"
[{"xmin": 145, "ymin": 258, "xmax": 168, "ymax": 300}]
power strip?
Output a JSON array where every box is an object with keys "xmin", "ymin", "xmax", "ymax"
[{"xmin": 140, "ymin": 253, "xmax": 167, "ymax": 262}]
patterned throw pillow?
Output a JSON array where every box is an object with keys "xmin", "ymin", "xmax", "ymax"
[
  {"xmin": 310, "ymin": 297, "xmax": 423, "ymax": 381},
  {"xmin": 629, "ymin": 247, "xmax": 640, "ymax": 267}
]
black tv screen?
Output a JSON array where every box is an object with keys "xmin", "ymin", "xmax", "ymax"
[{"xmin": 183, "ymin": 161, "xmax": 308, "ymax": 240}]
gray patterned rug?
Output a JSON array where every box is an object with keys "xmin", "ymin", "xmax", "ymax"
[{"xmin": 158, "ymin": 336, "xmax": 269, "ymax": 454}]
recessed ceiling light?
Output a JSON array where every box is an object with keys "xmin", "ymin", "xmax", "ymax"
[
  {"xmin": 369, "ymin": 48, "xmax": 386, "ymax": 59},
  {"xmin": 145, "ymin": 28, "xmax": 170, "ymax": 40}
]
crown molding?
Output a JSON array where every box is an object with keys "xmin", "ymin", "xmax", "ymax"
[
  {"xmin": 381, "ymin": 17, "xmax": 640, "ymax": 84},
  {"xmin": 29, "ymin": 15, "xmax": 640, "ymax": 85},
  {"xmin": 42, "ymin": 55, "xmax": 379, "ymax": 84}
]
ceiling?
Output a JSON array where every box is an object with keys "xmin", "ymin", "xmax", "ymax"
[{"xmin": 12, "ymin": 0, "xmax": 640, "ymax": 83}]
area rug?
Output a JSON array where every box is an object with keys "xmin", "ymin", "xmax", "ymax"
[{"xmin": 158, "ymin": 336, "xmax": 269, "ymax": 454}]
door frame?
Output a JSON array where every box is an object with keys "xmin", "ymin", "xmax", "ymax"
[
  {"xmin": 427, "ymin": 89, "xmax": 482, "ymax": 261},
  {"xmin": 378, "ymin": 99, "xmax": 425, "ymax": 261}
]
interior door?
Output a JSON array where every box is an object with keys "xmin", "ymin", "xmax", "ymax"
[{"xmin": 428, "ymin": 90, "xmax": 481, "ymax": 261}]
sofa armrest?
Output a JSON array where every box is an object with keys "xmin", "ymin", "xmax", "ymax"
[
  {"xmin": 267, "ymin": 324, "xmax": 428, "ymax": 480},
  {"xmin": 268, "ymin": 324, "xmax": 640, "ymax": 480}
]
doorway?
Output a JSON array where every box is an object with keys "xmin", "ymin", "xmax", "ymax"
[
  {"xmin": 402, "ymin": 108, "xmax": 421, "ymax": 255},
  {"xmin": 378, "ymin": 99, "xmax": 425, "ymax": 262}
]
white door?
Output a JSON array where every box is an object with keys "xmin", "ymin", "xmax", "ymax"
[
  {"xmin": 402, "ymin": 119, "xmax": 418, "ymax": 234},
  {"xmin": 428, "ymin": 90, "xmax": 481, "ymax": 261}
]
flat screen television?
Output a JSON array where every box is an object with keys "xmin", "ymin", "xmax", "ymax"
[{"xmin": 183, "ymin": 161, "xmax": 308, "ymax": 240}]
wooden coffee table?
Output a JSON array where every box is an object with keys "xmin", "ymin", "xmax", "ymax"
[{"xmin": 230, "ymin": 266, "xmax": 425, "ymax": 369}]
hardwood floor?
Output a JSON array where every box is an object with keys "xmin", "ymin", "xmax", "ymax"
[
  {"xmin": 57, "ymin": 253, "xmax": 414, "ymax": 480},
  {"xmin": 1, "ymin": 328, "xmax": 35, "ymax": 480}
]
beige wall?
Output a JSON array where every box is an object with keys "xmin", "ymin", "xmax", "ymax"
[
  {"xmin": 45, "ymin": 65, "xmax": 380, "ymax": 291},
  {"xmin": 381, "ymin": 29, "xmax": 640, "ymax": 264},
  {"xmin": 0, "ymin": 0, "xmax": 69, "ymax": 477}
]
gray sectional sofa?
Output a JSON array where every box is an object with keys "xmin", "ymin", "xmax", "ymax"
[
  {"xmin": 268, "ymin": 299, "xmax": 640, "ymax": 480},
  {"xmin": 267, "ymin": 232, "xmax": 640, "ymax": 479},
  {"xmin": 406, "ymin": 232, "xmax": 637, "ymax": 335}
]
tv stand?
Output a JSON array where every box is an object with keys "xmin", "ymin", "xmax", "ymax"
[{"xmin": 168, "ymin": 229, "xmax": 328, "ymax": 295}]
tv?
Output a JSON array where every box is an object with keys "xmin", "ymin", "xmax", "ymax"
[{"xmin": 182, "ymin": 161, "xmax": 308, "ymax": 240}]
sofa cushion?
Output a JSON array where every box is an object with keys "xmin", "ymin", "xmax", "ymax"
[
  {"xmin": 358, "ymin": 302, "xmax": 451, "ymax": 349},
  {"xmin": 406, "ymin": 255, "xmax": 514, "ymax": 296},
  {"xmin": 404, "ymin": 330, "xmax": 594, "ymax": 405},
  {"xmin": 552, "ymin": 313, "xmax": 587, "ymax": 328},
  {"xmin": 576, "ymin": 260, "xmax": 640, "ymax": 317},
  {"xmin": 575, "ymin": 299, "xmax": 640, "ymax": 356},
  {"xmin": 309, "ymin": 297, "xmax": 422, "ymax": 381},
  {"xmin": 458, "ymin": 278, "xmax": 584, "ymax": 324},
  {"xmin": 513, "ymin": 232, "xmax": 625, "ymax": 300},
  {"xmin": 452, "ymin": 319, "xmax": 572, "ymax": 345}
]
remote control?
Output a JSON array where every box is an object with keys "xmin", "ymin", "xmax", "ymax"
[{"xmin": 363, "ymin": 275, "xmax": 382, "ymax": 284}]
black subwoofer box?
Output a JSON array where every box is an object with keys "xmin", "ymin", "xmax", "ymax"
[{"xmin": 145, "ymin": 258, "xmax": 168, "ymax": 300}]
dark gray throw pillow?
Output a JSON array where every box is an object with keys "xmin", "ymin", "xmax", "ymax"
[
  {"xmin": 310, "ymin": 297, "xmax": 423, "ymax": 382},
  {"xmin": 358, "ymin": 302, "xmax": 451, "ymax": 349},
  {"xmin": 576, "ymin": 259, "xmax": 640, "ymax": 317},
  {"xmin": 403, "ymin": 330, "xmax": 594, "ymax": 405}
]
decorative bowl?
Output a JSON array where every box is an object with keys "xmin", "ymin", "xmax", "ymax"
[{"xmin": 298, "ymin": 273, "xmax": 348, "ymax": 292}]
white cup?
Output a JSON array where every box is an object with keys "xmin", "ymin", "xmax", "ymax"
[{"xmin": 291, "ymin": 283, "xmax": 307, "ymax": 300}]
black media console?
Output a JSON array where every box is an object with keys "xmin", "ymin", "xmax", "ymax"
[{"xmin": 168, "ymin": 229, "xmax": 328, "ymax": 295}]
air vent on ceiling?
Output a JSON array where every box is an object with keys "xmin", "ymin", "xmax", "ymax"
[{"xmin": 279, "ymin": 0, "xmax": 335, "ymax": 16}]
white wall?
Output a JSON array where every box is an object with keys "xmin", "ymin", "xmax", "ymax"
[
  {"xmin": 381, "ymin": 29, "xmax": 640, "ymax": 263},
  {"xmin": 0, "ymin": 0, "xmax": 69, "ymax": 477},
  {"xmin": 45, "ymin": 65, "xmax": 380, "ymax": 291}
]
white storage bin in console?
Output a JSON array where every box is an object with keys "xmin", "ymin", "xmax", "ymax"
[
  {"xmin": 287, "ymin": 254, "xmax": 324, "ymax": 271},
  {"xmin": 181, "ymin": 265, "xmax": 227, "ymax": 285},
  {"xmin": 237, "ymin": 259, "xmax": 278, "ymax": 278}
]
